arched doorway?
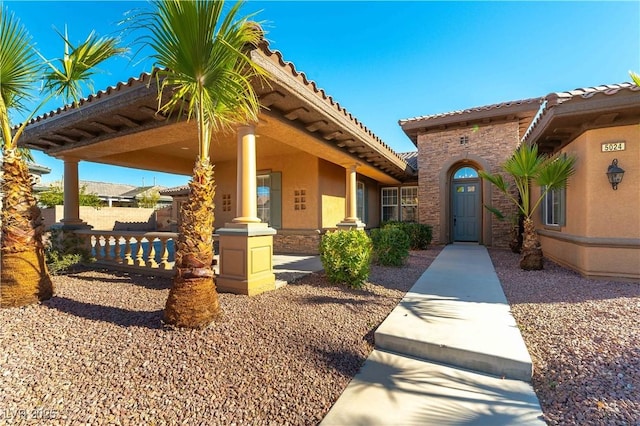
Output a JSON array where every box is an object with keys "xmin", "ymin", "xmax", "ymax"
[{"xmin": 451, "ymin": 166, "xmax": 481, "ymax": 242}]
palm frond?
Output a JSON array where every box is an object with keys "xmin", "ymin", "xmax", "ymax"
[
  {"xmin": 136, "ymin": 0, "xmax": 266, "ymax": 158},
  {"xmin": 41, "ymin": 29, "xmax": 127, "ymax": 105},
  {"xmin": 484, "ymin": 204, "xmax": 506, "ymax": 221},
  {"xmin": 0, "ymin": 7, "xmax": 40, "ymax": 148},
  {"xmin": 536, "ymin": 152, "xmax": 577, "ymax": 190},
  {"xmin": 631, "ymin": 71, "xmax": 640, "ymax": 87},
  {"xmin": 478, "ymin": 170, "xmax": 509, "ymax": 193}
]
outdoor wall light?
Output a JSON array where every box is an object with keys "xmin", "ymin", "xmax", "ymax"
[{"xmin": 606, "ymin": 159, "xmax": 625, "ymax": 190}]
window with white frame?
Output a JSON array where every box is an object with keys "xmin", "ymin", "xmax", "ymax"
[
  {"xmin": 542, "ymin": 186, "xmax": 565, "ymax": 226},
  {"xmin": 356, "ymin": 181, "xmax": 365, "ymax": 222},
  {"xmin": 401, "ymin": 187, "xmax": 418, "ymax": 222},
  {"xmin": 381, "ymin": 187, "xmax": 398, "ymax": 222}
]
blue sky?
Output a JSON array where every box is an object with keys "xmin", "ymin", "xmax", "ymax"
[{"xmin": 5, "ymin": 0, "xmax": 640, "ymax": 188}]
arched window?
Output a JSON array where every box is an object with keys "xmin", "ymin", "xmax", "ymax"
[{"xmin": 453, "ymin": 167, "xmax": 478, "ymax": 179}]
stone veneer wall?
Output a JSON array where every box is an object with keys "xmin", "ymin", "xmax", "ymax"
[
  {"xmin": 417, "ymin": 121, "xmax": 520, "ymax": 247},
  {"xmin": 273, "ymin": 230, "xmax": 322, "ymax": 255}
]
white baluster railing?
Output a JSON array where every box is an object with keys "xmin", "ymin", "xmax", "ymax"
[{"xmin": 73, "ymin": 230, "xmax": 179, "ymax": 276}]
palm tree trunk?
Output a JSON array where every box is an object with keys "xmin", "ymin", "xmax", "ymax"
[
  {"xmin": 519, "ymin": 217, "xmax": 543, "ymax": 270},
  {"xmin": 164, "ymin": 157, "xmax": 220, "ymax": 328},
  {"xmin": 1, "ymin": 149, "xmax": 53, "ymax": 307}
]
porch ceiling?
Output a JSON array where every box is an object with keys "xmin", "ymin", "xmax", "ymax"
[{"xmin": 18, "ymin": 41, "xmax": 414, "ymax": 185}]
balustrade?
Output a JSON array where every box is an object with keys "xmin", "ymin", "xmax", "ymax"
[{"xmin": 73, "ymin": 230, "xmax": 178, "ymax": 274}]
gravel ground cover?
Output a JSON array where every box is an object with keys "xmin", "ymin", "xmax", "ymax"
[
  {"xmin": 0, "ymin": 249, "xmax": 440, "ymax": 425},
  {"xmin": 489, "ymin": 248, "xmax": 640, "ymax": 425}
]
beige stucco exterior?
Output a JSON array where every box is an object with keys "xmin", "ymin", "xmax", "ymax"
[{"xmin": 534, "ymin": 125, "xmax": 640, "ymax": 280}]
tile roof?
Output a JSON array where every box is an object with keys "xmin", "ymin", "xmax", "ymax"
[
  {"xmin": 24, "ymin": 72, "xmax": 158, "ymax": 126},
  {"xmin": 399, "ymin": 98, "xmax": 542, "ymax": 126},
  {"xmin": 398, "ymin": 151, "xmax": 419, "ymax": 171},
  {"xmin": 259, "ymin": 42, "xmax": 406, "ymax": 165},
  {"xmin": 546, "ymin": 82, "xmax": 640, "ymax": 106},
  {"xmin": 22, "ymin": 41, "xmax": 414, "ymax": 179},
  {"xmin": 159, "ymin": 185, "xmax": 190, "ymax": 196},
  {"xmin": 523, "ymin": 82, "xmax": 640, "ymax": 142}
]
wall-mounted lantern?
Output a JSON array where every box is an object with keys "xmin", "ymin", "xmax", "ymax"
[{"xmin": 606, "ymin": 159, "xmax": 625, "ymax": 190}]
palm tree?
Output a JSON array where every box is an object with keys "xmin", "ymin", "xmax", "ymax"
[
  {"xmin": 479, "ymin": 143, "xmax": 576, "ymax": 270},
  {"xmin": 135, "ymin": 0, "xmax": 265, "ymax": 328},
  {"xmin": 0, "ymin": 7, "xmax": 124, "ymax": 307}
]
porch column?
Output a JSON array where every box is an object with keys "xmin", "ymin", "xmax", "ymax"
[
  {"xmin": 337, "ymin": 163, "xmax": 365, "ymax": 229},
  {"xmin": 60, "ymin": 157, "xmax": 89, "ymax": 229},
  {"xmin": 217, "ymin": 124, "xmax": 276, "ymax": 296},
  {"xmin": 233, "ymin": 125, "xmax": 261, "ymax": 223}
]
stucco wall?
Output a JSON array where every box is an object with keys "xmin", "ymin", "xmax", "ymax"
[
  {"xmin": 258, "ymin": 152, "xmax": 320, "ymax": 230},
  {"xmin": 319, "ymin": 160, "xmax": 346, "ymax": 229},
  {"xmin": 534, "ymin": 124, "xmax": 640, "ymax": 280},
  {"xmin": 417, "ymin": 121, "xmax": 520, "ymax": 246}
]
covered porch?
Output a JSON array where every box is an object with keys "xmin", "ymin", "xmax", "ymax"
[{"xmin": 20, "ymin": 41, "xmax": 416, "ymax": 293}]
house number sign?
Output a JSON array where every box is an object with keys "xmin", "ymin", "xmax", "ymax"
[{"xmin": 601, "ymin": 141, "xmax": 626, "ymax": 152}]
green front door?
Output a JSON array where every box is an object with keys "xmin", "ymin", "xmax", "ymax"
[{"xmin": 453, "ymin": 180, "xmax": 480, "ymax": 242}]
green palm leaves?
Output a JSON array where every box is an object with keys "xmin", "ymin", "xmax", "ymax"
[
  {"xmin": 0, "ymin": 7, "xmax": 39, "ymax": 147},
  {"xmin": 0, "ymin": 6, "xmax": 125, "ymax": 150},
  {"xmin": 42, "ymin": 29, "xmax": 125, "ymax": 105},
  {"xmin": 479, "ymin": 143, "xmax": 576, "ymax": 220},
  {"xmin": 136, "ymin": 0, "xmax": 265, "ymax": 157}
]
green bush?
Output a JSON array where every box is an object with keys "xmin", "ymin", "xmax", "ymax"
[
  {"xmin": 320, "ymin": 229, "xmax": 372, "ymax": 289},
  {"xmin": 381, "ymin": 221, "xmax": 432, "ymax": 250},
  {"xmin": 45, "ymin": 249, "xmax": 83, "ymax": 275},
  {"xmin": 371, "ymin": 226, "xmax": 410, "ymax": 266},
  {"xmin": 44, "ymin": 227, "xmax": 92, "ymax": 275}
]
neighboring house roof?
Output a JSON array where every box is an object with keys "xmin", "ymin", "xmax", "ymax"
[
  {"xmin": 18, "ymin": 39, "xmax": 416, "ymax": 183},
  {"xmin": 160, "ymin": 185, "xmax": 190, "ymax": 197},
  {"xmin": 399, "ymin": 98, "xmax": 543, "ymax": 145},
  {"xmin": 523, "ymin": 82, "xmax": 640, "ymax": 151},
  {"xmin": 44, "ymin": 180, "xmax": 171, "ymax": 203}
]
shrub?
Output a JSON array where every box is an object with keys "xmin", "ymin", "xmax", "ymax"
[
  {"xmin": 320, "ymin": 229, "xmax": 372, "ymax": 289},
  {"xmin": 44, "ymin": 227, "xmax": 92, "ymax": 275},
  {"xmin": 371, "ymin": 226, "xmax": 410, "ymax": 266},
  {"xmin": 45, "ymin": 249, "xmax": 83, "ymax": 275},
  {"xmin": 381, "ymin": 221, "xmax": 432, "ymax": 250}
]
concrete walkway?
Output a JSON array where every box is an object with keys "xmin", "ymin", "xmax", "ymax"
[{"xmin": 322, "ymin": 244, "xmax": 545, "ymax": 425}]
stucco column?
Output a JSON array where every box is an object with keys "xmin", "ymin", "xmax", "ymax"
[
  {"xmin": 232, "ymin": 124, "xmax": 261, "ymax": 224},
  {"xmin": 337, "ymin": 163, "xmax": 365, "ymax": 229},
  {"xmin": 217, "ymin": 124, "xmax": 276, "ymax": 296},
  {"xmin": 60, "ymin": 157, "xmax": 86, "ymax": 228}
]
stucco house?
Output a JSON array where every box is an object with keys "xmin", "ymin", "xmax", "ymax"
[{"xmin": 17, "ymin": 39, "xmax": 639, "ymax": 284}]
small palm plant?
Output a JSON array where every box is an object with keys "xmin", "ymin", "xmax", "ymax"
[
  {"xmin": 479, "ymin": 143, "xmax": 576, "ymax": 270},
  {"xmin": 0, "ymin": 7, "xmax": 124, "ymax": 307},
  {"xmin": 135, "ymin": 0, "xmax": 266, "ymax": 328}
]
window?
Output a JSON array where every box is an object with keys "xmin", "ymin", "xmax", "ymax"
[
  {"xmin": 382, "ymin": 186, "xmax": 418, "ymax": 222},
  {"xmin": 542, "ymin": 187, "xmax": 565, "ymax": 226},
  {"xmin": 400, "ymin": 187, "xmax": 418, "ymax": 222},
  {"xmin": 381, "ymin": 188, "xmax": 398, "ymax": 222},
  {"xmin": 255, "ymin": 172, "xmax": 282, "ymax": 228},
  {"xmin": 257, "ymin": 174, "xmax": 271, "ymax": 224},
  {"xmin": 356, "ymin": 181, "xmax": 365, "ymax": 222},
  {"xmin": 453, "ymin": 167, "xmax": 478, "ymax": 179}
]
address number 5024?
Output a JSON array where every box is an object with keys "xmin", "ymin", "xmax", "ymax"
[{"xmin": 601, "ymin": 142, "xmax": 625, "ymax": 152}]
